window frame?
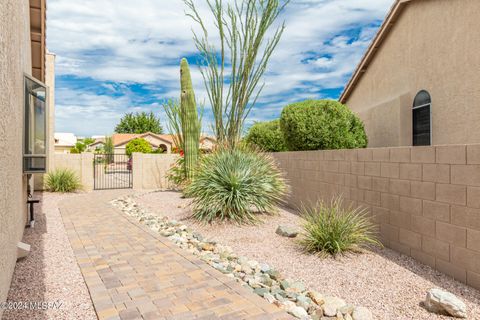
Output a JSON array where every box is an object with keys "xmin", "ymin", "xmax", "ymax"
[
  {"xmin": 23, "ymin": 73, "xmax": 49, "ymax": 174},
  {"xmin": 412, "ymin": 90, "xmax": 432, "ymax": 146}
]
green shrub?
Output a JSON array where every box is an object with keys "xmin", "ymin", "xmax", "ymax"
[
  {"xmin": 125, "ymin": 138, "xmax": 152, "ymax": 157},
  {"xmin": 244, "ymin": 120, "xmax": 288, "ymax": 152},
  {"xmin": 70, "ymin": 141, "xmax": 87, "ymax": 154},
  {"xmin": 186, "ymin": 147, "xmax": 288, "ymax": 223},
  {"xmin": 280, "ymin": 99, "xmax": 368, "ymax": 151},
  {"xmin": 45, "ymin": 168, "xmax": 82, "ymax": 193},
  {"xmin": 298, "ymin": 197, "xmax": 382, "ymax": 257}
]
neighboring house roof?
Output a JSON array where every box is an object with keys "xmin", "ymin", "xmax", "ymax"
[
  {"xmin": 339, "ymin": 0, "xmax": 417, "ymax": 103},
  {"xmin": 112, "ymin": 132, "xmax": 174, "ymax": 148},
  {"xmin": 200, "ymin": 136, "xmax": 216, "ymax": 143},
  {"xmin": 89, "ymin": 140, "xmax": 105, "ymax": 148},
  {"xmin": 112, "ymin": 134, "xmax": 139, "ymax": 146},
  {"xmin": 54, "ymin": 132, "xmax": 77, "ymax": 147}
]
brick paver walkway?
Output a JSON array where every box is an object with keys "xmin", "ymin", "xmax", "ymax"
[{"xmin": 59, "ymin": 191, "xmax": 290, "ymax": 320}]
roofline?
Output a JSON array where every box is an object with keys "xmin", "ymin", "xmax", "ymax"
[
  {"xmin": 339, "ymin": 0, "xmax": 414, "ymax": 104},
  {"xmin": 55, "ymin": 144, "xmax": 75, "ymax": 147},
  {"xmin": 30, "ymin": 0, "xmax": 47, "ymax": 82},
  {"xmin": 113, "ymin": 132, "xmax": 173, "ymax": 147}
]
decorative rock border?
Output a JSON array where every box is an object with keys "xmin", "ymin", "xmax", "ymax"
[{"xmin": 111, "ymin": 196, "xmax": 373, "ymax": 320}]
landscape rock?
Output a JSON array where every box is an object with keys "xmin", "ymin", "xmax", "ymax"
[
  {"xmin": 264, "ymin": 293, "xmax": 276, "ymax": 304},
  {"xmin": 266, "ymin": 269, "xmax": 282, "ymax": 280},
  {"xmin": 323, "ymin": 296, "xmax": 347, "ymax": 317},
  {"xmin": 308, "ymin": 291, "xmax": 325, "ymax": 306},
  {"xmin": 296, "ymin": 295, "xmax": 313, "ymax": 309},
  {"xmin": 112, "ymin": 196, "xmax": 373, "ymax": 320},
  {"xmin": 280, "ymin": 279, "xmax": 291, "ymax": 290},
  {"xmin": 352, "ymin": 306, "xmax": 373, "ymax": 320},
  {"xmin": 200, "ymin": 242, "xmax": 215, "ymax": 251},
  {"xmin": 276, "ymin": 225, "xmax": 300, "ymax": 238},
  {"xmin": 424, "ymin": 288, "xmax": 467, "ymax": 318},
  {"xmin": 344, "ymin": 314, "xmax": 353, "ymax": 320},
  {"xmin": 338, "ymin": 304, "xmax": 354, "ymax": 315},
  {"xmin": 286, "ymin": 304, "xmax": 308, "ymax": 319},
  {"xmin": 286, "ymin": 281, "xmax": 306, "ymax": 294},
  {"xmin": 259, "ymin": 263, "xmax": 271, "ymax": 273},
  {"xmin": 254, "ymin": 287, "xmax": 270, "ymax": 297}
]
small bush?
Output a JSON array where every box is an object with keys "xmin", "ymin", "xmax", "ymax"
[
  {"xmin": 125, "ymin": 138, "xmax": 152, "ymax": 157},
  {"xmin": 299, "ymin": 197, "xmax": 381, "ymax": 257},
  {"xmin": 186, "ymin": 146, "xmax": 288, "ymax": 223},
  {"xmin": 45, "ymin": 169, "xmax": 82, "ymax": 193},
  {"xmin": 244, "ymin": 119, "xmax": 288, "ymax": 152},
  {"xmin": 280, "ymin": 99, "xmax": 368, "ymax": 151}
]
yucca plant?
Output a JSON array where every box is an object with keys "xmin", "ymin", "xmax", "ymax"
[
  {"xmin": 299, "ymin": 197, "xmax": 382, "ymax": 257},
  {"xmin": 45, "ymin": 168, "xmax": 82, "ymax": 193},
  {"xmin": 186, "ymin": 146, "xmax": 287, "ymax": 223}
]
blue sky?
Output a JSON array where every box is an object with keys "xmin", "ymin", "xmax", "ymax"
[{"xmin": 47, "ymin": 0, "xmax": 393, "ymax": 137}]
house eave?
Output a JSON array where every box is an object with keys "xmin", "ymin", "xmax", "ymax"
[
  {"xmin": 339, "ymin": 0, "xmax": 415, "ymax": 104},
  {"xmin": 30, "ymin": 0, "xmax": 46, "ymax": 82}
]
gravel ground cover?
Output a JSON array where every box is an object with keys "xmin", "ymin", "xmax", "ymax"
[
  {"xmin": 3, "ymin": 192, "xmax": 97, "ymax": 320},
  {"xmin": 136, "ymin": 190, "xmax": 480, "ymax": 320}
]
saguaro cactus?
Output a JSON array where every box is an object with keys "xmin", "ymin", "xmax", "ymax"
[{"xmin": 180, "ymin": 58, "xmax": 200, "ymax": 180}]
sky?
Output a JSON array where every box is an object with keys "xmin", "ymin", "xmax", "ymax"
[{"xmin": 47, "ymin": 0, "xmax": 394, "ymax": 137}]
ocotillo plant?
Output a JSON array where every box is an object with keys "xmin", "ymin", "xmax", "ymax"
[
  {"xmin": 184, "ymin": 0, "xmax": 289, "ymax": 148},
  {"xmin": 180, "ymin": 58, "xmax": 200, "ymax": 180}
]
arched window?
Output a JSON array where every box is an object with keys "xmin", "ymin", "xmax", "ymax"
[
  {"xmin": 413, "ymin": 90, "xmax": 431, "ymax": 146},
  {"xmin": 159, "ymin": 144, "xmax": 168, "ymax": 153}
]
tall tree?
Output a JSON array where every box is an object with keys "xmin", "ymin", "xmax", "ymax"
[
  {"xmin": 115, "ymin": 111, "xmax": 163, "ymax": 134},
  {"xmin": 184, "ymin": 0, "xmax": 289, "ymax": 148}
]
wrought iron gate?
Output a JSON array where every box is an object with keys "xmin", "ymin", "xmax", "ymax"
[{"xmin": 94, "ymin": 154, "xmax": 132, "ymax": 190}]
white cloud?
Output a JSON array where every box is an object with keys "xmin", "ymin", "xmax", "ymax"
[{"xmin": 47, "ymin": 0, "xmax": 394, "ymax": 136}]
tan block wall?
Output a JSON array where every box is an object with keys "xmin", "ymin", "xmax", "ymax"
[
  {"xmin": 34, "ymin": 52, "xmax": 56, "ymax": 190},
  {"xmin": 0, "ymin": 0, "xmax": 32, "ymax": 313},
  {"xmin": 345, "ymin": 0, "xmax": 480, "ymax": 147},
  {"xmin": 132, "ymin": 153, "xmax": 177, "ymax": 190},
  {"xmin": 272, "ymin": 145, "xmax": 480, "ymax": 289},
  {"xmin": 51, "ymin": 153, "xmax": 176, "ymax": 191},
  {"xmin": 53, "ymin": 154, "xmax": 94, "ymax": 191}
]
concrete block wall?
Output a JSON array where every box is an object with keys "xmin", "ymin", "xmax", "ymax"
[{"xmin": 272, "ymin": 145, "xmax": 480, "ymax": 289}]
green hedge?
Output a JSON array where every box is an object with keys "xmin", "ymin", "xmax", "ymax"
[
  {"xmin": 244, "ymin": 119, "xmax": 288, "ymax": 152},
  {"xmin": 280, "ymin": 99, "xmax": 367, "ymax": 151},
  {"xmin": 125, "ymin": 138, "xmax": 152, "ymax": 157}
]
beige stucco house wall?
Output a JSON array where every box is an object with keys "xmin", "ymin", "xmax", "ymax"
[
  {"xmin": 0, "ymin": 0, "xmax": 46, "ymax": 313},
  {"xmin": 341, "ymin": 0, "xmax": 480, "ymax": 147}
]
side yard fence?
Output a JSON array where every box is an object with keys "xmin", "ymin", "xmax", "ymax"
[
  {"xmin": 48, "ymin": 153, "xmax": 177, "ymax": 192},
  {"xmin": 271, "ymin": 145, "xmax": 480, "ymax": 290},
  {"xmin": 41, "ymin": 146, "xmax": 480, "ymax": 290}
]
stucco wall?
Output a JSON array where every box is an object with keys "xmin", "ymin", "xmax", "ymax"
[
  {"xmin": 53, "ymin": 154, "xmax": 95, "ymax": 191},
  {"xmin": 345, "ymin": 0, "xmax": 480, "ymax": 147},
  {"xmin": 0, "ymin": 0, "xmax": 32, "ymax": 313},
  {"xmin": 132, "ymin": 153, "xmax": 177, "ymax": 190},
  {"xmin": 52, "ymin": 153, "xmax": 177, "ymax": 191},
  {"xmin": 272, "ymin": 145, "xmax": 480, "ymax": 290}
]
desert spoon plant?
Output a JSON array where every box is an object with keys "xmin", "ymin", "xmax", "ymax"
[{"xmin": 180, "ymin": 58, "xmax": 201, "ymax": 180}]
